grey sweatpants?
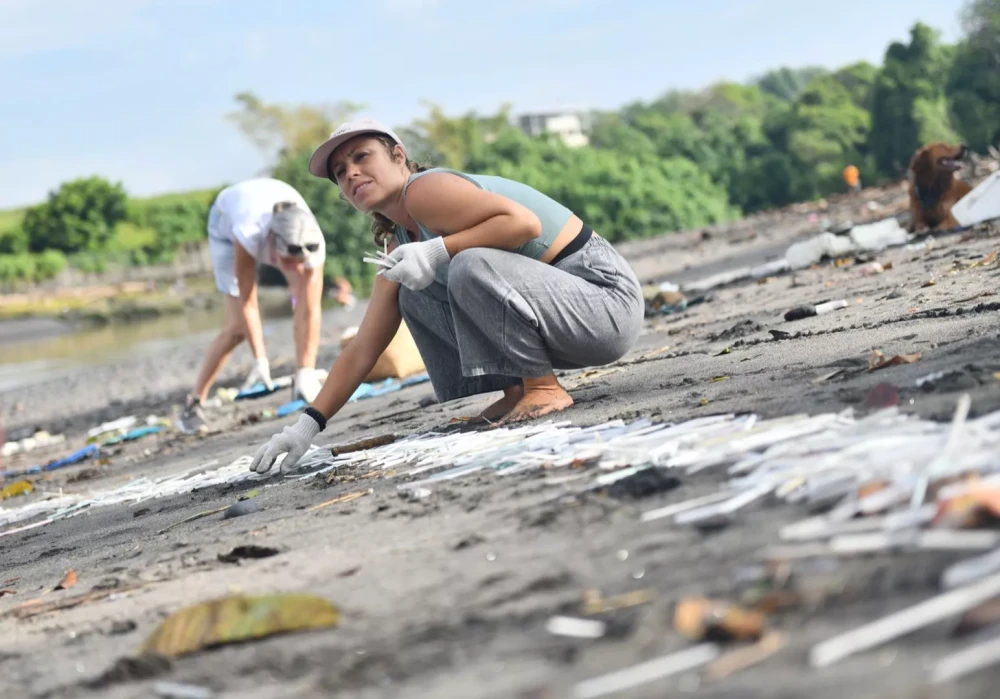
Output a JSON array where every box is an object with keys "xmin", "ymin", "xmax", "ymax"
[{"xmin": 397, "ymin": 235, "xmax": 644, "ymax": 403}]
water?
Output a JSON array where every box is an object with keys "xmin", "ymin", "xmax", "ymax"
[{"xmin": 0, "ymin": 310, "xmax": 226, "ymax": 392}]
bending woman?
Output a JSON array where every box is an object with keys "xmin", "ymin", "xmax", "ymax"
[{"xmin": 250, "ymin": 118, "xmax": 644, "ymax": 474}]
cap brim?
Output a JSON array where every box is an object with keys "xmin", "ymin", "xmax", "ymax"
[
  {"xmin": 308, "ymin": 129, "xmax": 394, "ymax": 179},
  {"xmin": 308, "ymin": 135, "xmax": 348, "ymax": 178}
]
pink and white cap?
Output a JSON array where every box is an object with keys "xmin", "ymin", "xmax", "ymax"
[{"xmin": 308, "ymin": 118, "xmax": 405, "ymax": 178}]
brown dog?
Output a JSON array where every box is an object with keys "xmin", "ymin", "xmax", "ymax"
[{"xmin": 907, "ymin": 142, "xmax": 972, "ymax": 232}]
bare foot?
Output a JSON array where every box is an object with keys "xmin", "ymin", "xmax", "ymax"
[
  {"xmin": 478, "ymin": 384, "xmax": 524, "ymax": 422},
  {"xmin": 495, "ymin": 375, "xmax": 573, "ymax": 426}
]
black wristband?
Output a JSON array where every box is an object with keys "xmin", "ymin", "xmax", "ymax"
[{"xmin": 303, "ymin": 407, "xmax": 327, "ymax": 432}]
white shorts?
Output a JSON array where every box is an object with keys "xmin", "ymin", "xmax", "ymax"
[{"xmin": 207, "ymin": 204, "xmax": 241, "ymax": 298}]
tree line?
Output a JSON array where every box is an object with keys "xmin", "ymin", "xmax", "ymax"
[{"xmin": 1, "ymin": 4, "xmax": 997, "ymax": 290}]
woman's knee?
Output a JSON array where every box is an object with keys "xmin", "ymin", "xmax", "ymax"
[{"xmin": 447, "ymin": 249, "xmax": 497, "ymax": 297}]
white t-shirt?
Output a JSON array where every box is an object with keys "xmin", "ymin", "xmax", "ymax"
[{"xmin": 210, "ymin": 178, "xmax": 312, "ymax": 264}]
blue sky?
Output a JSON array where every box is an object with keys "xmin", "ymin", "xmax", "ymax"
[{"xmin": 1, "ymin": 0, "xmax": 966, "ymax": 209}]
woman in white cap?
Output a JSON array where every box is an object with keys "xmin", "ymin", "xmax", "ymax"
[
  {"xmin": 249, "ymin": 119, "xmax": 643, "ymax": 473},
  {"xmin": 179, "ymin": 177, "xmax": 328, "ymax": 434}
]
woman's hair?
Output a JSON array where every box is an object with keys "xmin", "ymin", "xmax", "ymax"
[{"xmin": 362, "ymin": 135, "xmax": 429, "ymax": 247}]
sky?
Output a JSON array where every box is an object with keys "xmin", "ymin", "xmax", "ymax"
[{"xmin": 0, "ymin": 0, "xmax": 967, "ymax": 209}]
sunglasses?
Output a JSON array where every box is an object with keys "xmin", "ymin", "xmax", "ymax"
[
  {"xmin": 283, "ymin": 243, "xmax": 321, "ymax": 256},
  {"xmin": 275, "ymin": 237, "xmax": 321, "ymax": 257}
]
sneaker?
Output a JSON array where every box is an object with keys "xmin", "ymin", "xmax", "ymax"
[{"xmin": 177, "ymin": 395, "xmax": 209, "ymax": 435}]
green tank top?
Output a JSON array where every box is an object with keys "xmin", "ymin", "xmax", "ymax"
[{"xmin": 392, "ymin": 167, "xmax": 574, "ymax": 287}]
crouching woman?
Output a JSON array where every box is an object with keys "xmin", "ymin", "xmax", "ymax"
[{"xmin": 249, "ymin": 118, "xmax": 644, "ymax": 474}]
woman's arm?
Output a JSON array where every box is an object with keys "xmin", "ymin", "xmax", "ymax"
[
  {"xmin": 310, "ymin": 272, "xmax": 403, "ymax": 419},
  {"xmin": 403, "ymin": 172, "xmax": 542, "ymax": 257}
]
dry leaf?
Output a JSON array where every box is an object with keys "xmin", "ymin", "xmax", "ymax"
[
  {"xmin": 139, "ymin": 593, "xmax": 339, "ymax": 657},
  {"xmin": 868, "ymin": 350, "xmax": 922, "ymax": 371},
  {"xmin": 54, "ymin": 569, "xmax": 77, "ymax": 591},
  {"xmin": 674, "ymin": 597, "xmax": 765, "ymax": 642}
]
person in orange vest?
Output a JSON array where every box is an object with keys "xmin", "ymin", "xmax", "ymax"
[{"xmin": 843, "ymin": 164, "xmax": 861, "ymax": 193}]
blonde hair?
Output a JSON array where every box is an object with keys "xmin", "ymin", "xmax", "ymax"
[{"xmin": 363, "ymin": 135, "xmax": 429, "ymax": 247}]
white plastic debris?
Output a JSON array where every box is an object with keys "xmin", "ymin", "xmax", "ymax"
[
  {"xmin": 571, "ymin": 644, "xmax": 720, "ymax": 698},
  {"xmin": 951, "ymin": 170, "xmax": 1000, "ymax": 227},
  {"xmin": 546, "ymin": 616, "xmax": 607, "ymax": 639},
  {"xmin": 848, "ymin": 217, "xmax": 910, "ymax": 251},
  {"xmin": 810, "ymin": 571, "xmax": 1000, "ymax": 668}
]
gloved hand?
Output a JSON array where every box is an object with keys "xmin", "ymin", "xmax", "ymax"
[
  {"xmin": 249, "ymin": 413, "xmax": 321, "ymax": 475},
  {"xmin": 294, "ymin": 367, "xmax": 324, "ymax": 403},
  {"xmin": 242, "ymin": 356, "xmax": 274, "ymax": 391},
  {"xmin": 380, "ymin": 237, "xmax": 450, "ymax": 291}
]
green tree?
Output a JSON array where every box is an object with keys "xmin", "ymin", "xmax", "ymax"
[
  {"xmin": 948, "ymin": 0, "xmax": 1000, "ymax": 151},
  {"xmin": 786, "ymin": 75, "xmax": 874, "ymax": 197},
  {"xmin": 466, "ymin": 128, "xmax": 736, "ymax": 241},
  {"xmin": 756, "ymin": 66, "xmax": 828, "ymax": 101},
  {"xmin": 869, "ymin": 22, "xmax": 959, "ymax": 175},
  {"xmin": 226, "ymin": 93, "xmax": 362, "ymax": 165},
  {"xmin": 960, "ymin": 0, "xmax": 1000, "ymax": 67},
  {"xmin": 0, "ymin": 224, "xmax": 28, "ymax": 254},
  {"xmin": 22, "ymin": 176, "xmax": 129, "ymax": 253}
]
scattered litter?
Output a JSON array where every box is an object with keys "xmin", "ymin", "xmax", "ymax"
[
  {"xmin": 152, "ymin": 681, "xmax": 215, "ymax": 699},
  {"xmin": 4, "ymin": 584, "xmax": 146, "ymax": 620},
  {"xmin": 571, "ymin": 643, "xmax": 720, "ymax": 698},
  {"xmin": 856, "ymin": 261, "xmax": 886, "ymax": 276},
  {"xmin": 217, "ymin": 545, "xmax": 280, "ymax": 564},
  {"xmin": 139, "ymin": 593, "xmax": 339, "ymax": 657},
  {"xmin": 157, "ymin": 506, "xmax": 230, "ymax": 535},
  {"xmin": 275, "ymin": 374, "xmax": 430, "ymax": 418},
  {"xmin": 784, "ymin": 299, "xmax": 848, "ymax": 322},
  {"xmin": 53, "ymin": 569, "xmax": 77, "ymax": 591},
  {"xmin": 546, "ymin": 615, "xmax": 607, "ymax": 639},
  {"xmin": 1, "ymin": 443, "xmax": 98, "ymax": 479},
  {"xmin": 101, "ymin": 425, "xmax": 164, "ymax": 446},
  {"xmin": 809, "ymin": 571, "xmax": 1000, "ymax": 668},
  {"xmin": 1, "ymin": 480, "xmax": 33, "ymax": 499},
  {"xmin": 864, "ymin": 383, "xmax": 899, "ymax": 409},
  {"xmin": 705, "ymin": 631, "xmax": 787, "ymax": 680},
  {"xmin": 581, "ymin": 589, "xmax": 655, "ymax": 615},
  {"xmin": 643, "ymin": 285, "xmax": 688, "ymax": 316},
  {"xmin": 222, "ymin": 500, "xmax": 261, "ymax": 519},
  {"xmin": 951, "ymin": 170, "xmax": 1000, "ymax": 227},
  {"xmin": 1, "ymin": 430, "xmax": 65, "ymax": 457},
  {"xmin": 331, "ymin": 434, "xmax": 398, "ymax": 456},
  {"xmin": 674, "ymin": 597, "xmax": 765, "ymax": 642},
  {"xmin": 868, "ymin": 350, "xmax": 922, "ymax": 371},
  {"xmin": 931, "ymin": 634, "xmax": 1000, "ymax": 684},
  {"xmin": 306, "ymin": 489, "xmax": 371, "ymax": 513}
]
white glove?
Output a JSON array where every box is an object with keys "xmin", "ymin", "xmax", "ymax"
[
  {"xmin": 242, "ymin": 356, "xmax": 274, "ymax": 391},
  {"xmin": 249, "ymin": 413, "xmax": 321, "ymax": 475},
  {"xmin": 294, "ymin": 367, "xmax": 324, "ymax": 403},
  {"xmin": 380, "ymin": 237, "xmax": 450, "ymax": 290}
]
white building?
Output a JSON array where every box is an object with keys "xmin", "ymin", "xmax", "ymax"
[{"xmin": 516, "ymin": 111, "xmax": 590, "ymax": 148}]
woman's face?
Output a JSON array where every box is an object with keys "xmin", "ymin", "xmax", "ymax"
[{"xmin": 328, "ymin": 136, "xmax": 407, "ymax": 212}]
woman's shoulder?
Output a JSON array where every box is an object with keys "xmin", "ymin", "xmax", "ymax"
[{"xmin": 403, "ymin": 168, "xmax": 484, "ymax": 197}]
